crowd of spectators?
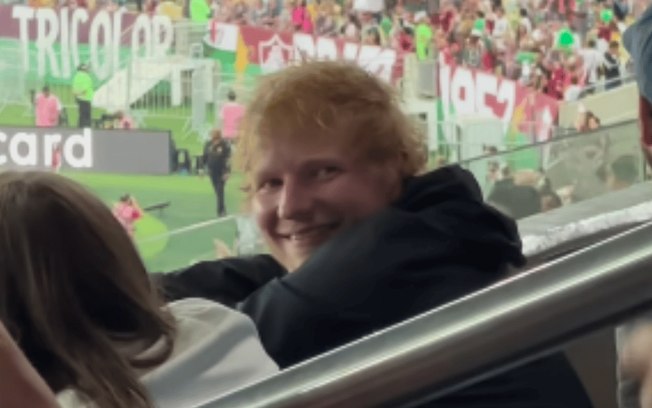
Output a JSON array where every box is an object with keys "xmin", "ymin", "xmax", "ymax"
[
  {"xmin": 436, "ymin": 0, "xmax": 639, "ymax": 100},
  {"xmin": 195, "ymin": 0, "xmax": 639, "ymax": 100},
  {"xmin": 22, "ymin": 0, "xmax": 640, "ymax": 104}
]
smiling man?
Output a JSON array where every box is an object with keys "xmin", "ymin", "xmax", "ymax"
[{"xmin": 156, "ymin": 61, "xmax": 592, "ymax": 407}]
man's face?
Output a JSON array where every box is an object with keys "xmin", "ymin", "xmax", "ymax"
[{"xmin": 251, "ymin": 139, "xmax": 400, "ymax": 271}]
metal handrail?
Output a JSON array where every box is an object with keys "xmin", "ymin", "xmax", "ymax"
[
  {"xmin": 457, "ymin": 117, "xmax": 637, "ymax": 167},
  {"xmin": 195, "ymin": 219, "xmax": 652, "ymax": 408},
  {"xmin": 579, "ymin": 72, "xmax": 636, "ymax": 97}
]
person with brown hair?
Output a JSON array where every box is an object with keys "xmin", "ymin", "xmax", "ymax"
[
  {"xmin": 158, "ymin": 61, "xmax": 592, "ymax": 407},
  {"xmin": 0, "ymin": 172, "xmax": 276, "ymax": 408}
]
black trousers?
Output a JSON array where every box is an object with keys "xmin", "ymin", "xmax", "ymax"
[
  {"xmin": 209, "ymin": 172, "xmax": 226, "ymax": 216},
  {"xmin": 77, "ymin": 99, "xmax": 92, "ymax": 128}
]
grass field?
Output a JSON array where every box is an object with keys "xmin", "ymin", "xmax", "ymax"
[
  {"xmin": 0, "ymin": 100, "xmax": 249, "ymax": 273},
  {"xmin": 66, "ymin": 171, "xmax": 249, "ymax": 272}
]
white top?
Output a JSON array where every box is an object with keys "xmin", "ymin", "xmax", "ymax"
[
  {"xmin": 57, "ymin": 299, "xmax": 278, "ymax": 407},
  {"xmin": 579, "ymin": 48, "xmax": 603, "ymax": 84},
  {"xmin": 492, "ymin": 17, "xmax": 509, "ymax": 39},
  {"xmin": 563, "ymin": 85, "xmax": 582, "ymax": 102}
]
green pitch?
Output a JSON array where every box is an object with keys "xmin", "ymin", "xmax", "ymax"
[
  {"xmin": 66, "ymin": 171, "xmax": 248, "ymax": 273},
  {"xmin": 0, "ymin": 100, "xmax": 248, "ymax": 273}
]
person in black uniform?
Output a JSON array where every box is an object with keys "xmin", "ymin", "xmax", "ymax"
[
  {"xmin": 155, "ymin": 61, "xmax": 593, "ymax": 407},
  {"xmin": 203, "ymin": 129, "xmax": 231, "ymax": 217}
]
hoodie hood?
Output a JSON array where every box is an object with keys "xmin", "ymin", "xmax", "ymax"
[
  {"xmin": 396, "ymin": 165, "xmax": 526, "ymax": 268},
  {"xmin": 284, "ymin": 165, "xmax": 526, "ymax": 312}
]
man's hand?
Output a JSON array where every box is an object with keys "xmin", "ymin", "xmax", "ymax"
[
  {"xmin": 214, "ymin": 239, "xmax": 234, "ymax": 259},
  {"xmin": 0, "ymin": 322, "xmax": 59, "ymax": 408},
  {"xmin": 622, "ymin": 325, "xmax": 652, "ymax": 407}
]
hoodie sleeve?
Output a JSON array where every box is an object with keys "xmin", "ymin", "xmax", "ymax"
[{"xmin": 152, "ymin": 255, "xmax": 286, "ymax": 308}]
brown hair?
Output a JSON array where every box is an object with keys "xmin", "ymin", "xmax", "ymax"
[
  {"xmin": 210, "ymin": 128, "xmax": 223, "ymax": 142},
  {"xmin": 0, "ymin": 172, "xmax": 175, "ymax": 408},
  {"xmin": 234, "ymin": 61, "xmax": 427, "ymax": 193}
]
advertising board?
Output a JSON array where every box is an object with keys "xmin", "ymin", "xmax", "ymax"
[{"xmin": 0, "ymin": 126, "xmax": 172, "ymax": 175}]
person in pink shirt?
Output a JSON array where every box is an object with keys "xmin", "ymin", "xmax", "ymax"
[
  {"xmin": 292, "ymin": 0, "xmax": 312, "ymax": 32},
  {"xmin": 115, "ymin": 111, "xmax": 135, "ymax": 129},
  {"xmin": 220, "ymin": 90, "xmax": 245, "ymax": 144},
  {"xmin": 34, "ymin": 86, "xmax": 60, "ymax": 128},
  {"xmin": 112, "ymin": 194, "xmax": 143, "ymax": 238}
]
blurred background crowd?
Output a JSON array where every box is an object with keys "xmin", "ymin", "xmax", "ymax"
[{"xmin": 22, "ymin": 0, "xmax": 640, "ymax": 102}]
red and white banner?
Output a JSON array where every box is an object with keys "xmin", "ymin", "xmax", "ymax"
[
  {"xmin": 0, "ymin": 5, "xmax": 173, "ymax": 81},
  {"xmin": 207, "ymin": 23, "xmax": 404, "ymax": 83},
  {"xmin": 438, "ymin": 62, "xmax": 559, "ymax": 142}
]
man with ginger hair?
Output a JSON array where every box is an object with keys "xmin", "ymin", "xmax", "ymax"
[{"xmin": 156, "ymin": 61, "xmax": 592, "ymax": 407}]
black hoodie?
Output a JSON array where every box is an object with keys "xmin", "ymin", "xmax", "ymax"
[{"xmin": 155, "ymin": 166, "xmax": 592, "ymax": 407}]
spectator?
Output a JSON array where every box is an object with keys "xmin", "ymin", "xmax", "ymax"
[
  {"xmin": 492, "ymin": 6, "xmax": 509, "ymax": 45},
  {"xmin": 540, "ymin": 191, "xmax": 562, "ymax": 212},
  {"xmin": 113, "ymin": 194, "xmax": 143, "ymax": 238},
  {"xmin": 587, "ymin": 111, "xmax": 601, "ymax": 129},
  {"xmin": 579, "ymin": 38, "xmax": 603, "ymax": 91},
  {"xmin": 315, "ymin": 3, "xmax": 337, "ymax": 36},
  {"xmin": 414, "ymin": 11, "xmax": 433, "ymax": 60},
  {"xmin": 487, "ymin": 165, "xmax": 543, "ymax": 219},
  {"xmin": 220, "ymin": 90, "xmax": 245, "ymax": 144},
  {"xmin": 115, "ymin": 111, "xmax": 135, "ymax": 129},
  {"xmin": 203, "ymin": 129, "xmax": 231, "ymax": 217},
  {"xmin": 564, "ymin": 75, "xmax": 582, "ymax": 101},
  {"xmin": 292, "ymin": 0, "xmax": 313, "ymax": 33},
  {"xmin": 51, "ymin": 143, "xmax": 62, "ymax": 173},
  {"xmin": 613, "ymin": 0, "xmax": 630, "ymax": 21},
  {"xmin": 0, "ymin": 321, "xmax": 59, "ymax": 408},
  {"xmin": 190, "ymin": 0, "xmax": 211, "ymax": 22},
  {"xmin": 606, "ymin": 155, "xmax": 639, "ymax": 191},
  {"xmin": 33, "ymin": 86, "xmax": 60, "ymax": 128},
  {"xmin": 520, "ymin": 8, "xmax": 533, "ymax": 33},
  {"xmin": 341, "ymin": 12, "xmax": 362, "ymax": 40},
  {"xmin": 462, "ymin": 29, "xmax": 484, "ymax": 68},
  {"xmin": 363, "ymin": 25, "xmax": 383, "ymax": 45},
  {"xmin": 250, "ymin": 0, "xmax": 270, "ymax": 26},
  {"xmin": 71, "ymin": 63, "xmax": 94, "ymax": 128},
  {"xmin": 603, "ymin": 40, "xmax": 623, "ymax": 90},
  {"xmin": 156, "ymin": 61, "xmax": 592, "ymax": 407},
  {"xmin": 0, "ymin": 171, "xmax": 277, "ymax": 408},
  {"xmin": 547, "ymin": 59, "xmax": 567, "ymax": 99}
]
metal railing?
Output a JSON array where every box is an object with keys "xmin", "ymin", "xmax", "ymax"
[
  {"xmin": 579, "ymin": 73, "xmax": 637, "ymax": 99},
  {"xmin": 458, "ymin": 119, "xmax": 643, "ymax": 204},
  {"xmin": 196, "ymin": 219, "xmax": 652, "ymax": 408}
]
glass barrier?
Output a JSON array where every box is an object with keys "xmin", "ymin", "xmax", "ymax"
[
  {"xmin": 137, "ymin": 120, "xmax": 642, "ymax": 272},
  {"xmin": 137, "ymin": 214, "xmax": 265, "ymax": 273},
  {"xmin": 459, "ymin": 120, "xmax": 643, "ymax": 219}
]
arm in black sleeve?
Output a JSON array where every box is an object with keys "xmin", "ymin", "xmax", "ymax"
[
  {"xmin": 202, "ymin": 142, "xmax": 210, "ymax": 168},
  {"xmin": 152, "ymin": 255, "xmax": 286, "ymax": 307}
]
